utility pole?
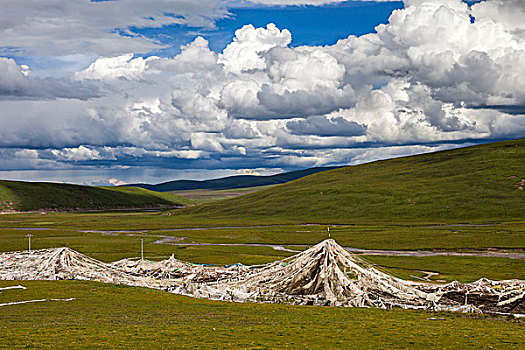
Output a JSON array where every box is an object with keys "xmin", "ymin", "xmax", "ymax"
[
  {"xmin": 26, "ymin": 234, "xmax": 32, "ymax": 252},
  {"xmin": 141, "ymin": 238, "xmax": 144, "ymax": 261}
]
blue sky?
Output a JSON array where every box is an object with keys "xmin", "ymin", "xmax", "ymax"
[
  {"xmin": 134, "ymin": 1, "xmax": 404, "ymax": 57},
  {"xmin": 0, "ymin": 0, "xmax": 523, "ymax": 185},
  {"xmin": 7, "ymin": 1, "xmax": 406, "ymax": 77}
]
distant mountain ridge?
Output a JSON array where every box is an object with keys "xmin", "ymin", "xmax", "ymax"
[{"xmin": 125, "ymin": 167, "xmax": 340, "ymax": 192}]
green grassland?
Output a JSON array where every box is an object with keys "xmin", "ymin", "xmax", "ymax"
[
  {"xmin": 2, "ymin": 211, "xmax": 523, "ymax": 251},
  {"xmin": 0, "ymin": 280, "xmax": 523, "ymax": 349},
  {"xmin": 1, "ymin": 212, "xmax": 523, "ymax": 282},
  {"xmin": 361, "ymin": 255, "xmax": 525, "ymax": 282},
  {"xmin": 0, "ymin": 213, "xmax": 523, "ymax": 348},
  {"xmin": 171, "ymin": 185, "xmax": 277, "ymax": 204},
  {"xmin": 175, "ymin": 138, "xmax": 525, "ymax": 224},
  {"xmin": 0, "ymin": 180, "xmax": 191, "ymax": 212}
]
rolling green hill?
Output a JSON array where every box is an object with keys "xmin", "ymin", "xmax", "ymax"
[
  {"xmin": 0, "ymin": 181, "xmax": 190, "ymax": 212},
  {"xmin": 175, "ymin": 139, "xmax": 525, "ymax": 224}
]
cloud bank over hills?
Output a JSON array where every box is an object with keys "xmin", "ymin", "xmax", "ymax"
[{"xmin": 0, "ymin": 0, "xmax": 524, "ymax": 183}]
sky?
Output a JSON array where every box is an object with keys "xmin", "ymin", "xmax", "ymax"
[{"xmin": 0, "ymin": 0, "xmax": 524, "ymax": 185}]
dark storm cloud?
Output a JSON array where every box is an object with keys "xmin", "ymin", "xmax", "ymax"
[{"xmin": 286, "ymin": 116, "xmax": 367, "ymax": 137}]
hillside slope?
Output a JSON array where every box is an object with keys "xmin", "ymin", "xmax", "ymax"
[
  {"xmin": 176, "ymin": 139, "xmax": 525, "ymax": 223},
  {"xmin": 126, "ymin": 167, "xmax": 338, "ymax": 192},
  {"xmin": 0, "ymin": 181, "xmax": 190, "ymax": 212}
]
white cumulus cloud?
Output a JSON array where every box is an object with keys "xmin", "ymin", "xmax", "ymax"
[
  {"xmin": 219, "ymin": 23, "xmax": 292, "ymax": 73},
  {"xmin": 75, "ymin": 54, "xmax": 157, "ymax": 81}
]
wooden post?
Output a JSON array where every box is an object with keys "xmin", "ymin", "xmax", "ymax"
[
  {"xmin": 27, "ymin": 234, "xmax": 32, "ymax": 252},
  {"xmin": 141, "ymin": 238, "xmax": 144, "ymax": 261}
]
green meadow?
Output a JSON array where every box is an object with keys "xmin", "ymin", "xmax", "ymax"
[
  {"xmin": 0, "ymin": 280, "xmax": 523, "ymax": 349},
  {"xmin": 1, "ymin": 213, "xmax": 524, "ymax": 348},
  {"xmin": 171, "ymin": 185, "xmax": 277, "ymax": 204},
  {"xmin": 1, "ymin": 211, "xmax": 523, "ymax": 282}
]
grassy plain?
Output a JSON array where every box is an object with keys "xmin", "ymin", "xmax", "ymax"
[
  {"xmin": 0, "ymin": 280, "xmax": 523, "ymax": 349},
  {"xmin": 171, "ymin": 185, "xmax": 276, "ymax": 204},
  {"xmin": 2, "ymin": 211, "xmax": 523, "ymax": 249},
  {"xmin": 1, "ymin": 211, "xmax": 523, "ymax": 282},
  {"xmin": 0, "ymin": 210, "xmax": 523, "ymax": 348},
  {"xmin": 361, "ymin": 255, "xmax": 525, "ymax": 282}
]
